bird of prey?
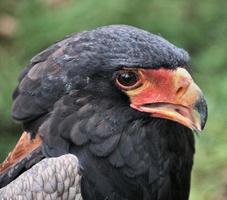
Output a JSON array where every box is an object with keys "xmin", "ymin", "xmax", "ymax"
[{"xmin": 0, "ymin": 25, "xmax": 207, "ymax": 200}]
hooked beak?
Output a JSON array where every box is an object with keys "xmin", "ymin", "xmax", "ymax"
[{"xmin": 128, "ymin": 68, "xmax": 208, "ymax": 131}]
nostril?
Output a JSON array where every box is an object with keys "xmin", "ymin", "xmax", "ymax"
[{"xmin": 176, "ymin": 87, "xmax": 184, "ymax": 96}]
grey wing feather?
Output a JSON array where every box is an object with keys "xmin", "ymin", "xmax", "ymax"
[{"xmin": 0, "ymin": 154, "xmax": 82, "ymax": 200}]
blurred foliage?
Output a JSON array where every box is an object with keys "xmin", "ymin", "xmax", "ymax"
[{"xmin": 0, "ymin": 0, "xmax": 227, "ymax": 199}]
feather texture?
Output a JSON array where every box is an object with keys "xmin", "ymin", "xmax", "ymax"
[{"xmin": 0, "ymin": 154, "xmax": 82, "ymax": 200}]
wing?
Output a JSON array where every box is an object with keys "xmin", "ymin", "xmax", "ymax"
[
  {"xmin": 0, "ymin": 132, "xmax": 43, "ymax": 187},
  {"xmin": 0, "ymin": 154, "xmax": 82, "ymax": 199},
  {"xmin": 12, "ymin": 33, "xmax": 79, "ymax": 134}
]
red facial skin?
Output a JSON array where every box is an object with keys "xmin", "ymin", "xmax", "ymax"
[{"xmin": 117, "ymin": 67, "xmax": 203, "ymax": 131}]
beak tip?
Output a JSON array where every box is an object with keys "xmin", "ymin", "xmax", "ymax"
[{"xmin": 195, "ymin": 96, "xmax": 208, "ymax": 131}]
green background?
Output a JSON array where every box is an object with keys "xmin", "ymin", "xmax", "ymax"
[{"xmin": 0, "ymin": 0, "xmax": 227, "ymax": 199}]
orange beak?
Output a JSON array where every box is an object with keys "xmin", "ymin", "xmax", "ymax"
[{"xmin": 128, "ymin": 68, "xmax": 207, "ymax": 131}]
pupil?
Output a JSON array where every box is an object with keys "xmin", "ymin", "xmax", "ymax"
[{"xmin": 119, "ymin": 72, "xmax": 137, "ymax": 86}]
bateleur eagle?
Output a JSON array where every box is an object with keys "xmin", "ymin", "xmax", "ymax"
[{"xmin": 0, "ymin": 25, "xmax": 207, "ymax": 200}]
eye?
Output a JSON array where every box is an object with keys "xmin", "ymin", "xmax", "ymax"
[{"xmin": 115, "ymin": 70, "xmax": 142, "ymax": 90}]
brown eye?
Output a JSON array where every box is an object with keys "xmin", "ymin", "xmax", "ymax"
[{"xmin": 115, "ymin": 70, "xmax": 141, "ymax": 90}]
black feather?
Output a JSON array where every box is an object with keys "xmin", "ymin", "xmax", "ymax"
[{"xmin": 10, "ymin": 25, "xmax": 194, "ymax": 200}]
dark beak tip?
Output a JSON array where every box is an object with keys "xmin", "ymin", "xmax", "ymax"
[{"xmin": 195, "ymin": 96, "xmax": 208, "ymax": 131}]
